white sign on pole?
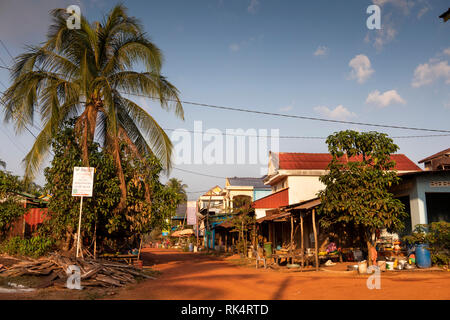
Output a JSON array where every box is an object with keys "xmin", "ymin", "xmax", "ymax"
[
  {"xmin": 186, "ymin": 201, "xmax": 197, "ymax": 226},
  {"xmin": 72, "ymin": 167, "xmax": 95, "ymax": 258},
  {"xmin": 72, "ymin": 167, "xmax": 95, "ymax": 197}
]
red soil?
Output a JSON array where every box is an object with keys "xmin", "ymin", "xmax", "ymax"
[{"xmin": 111, "ymin": 248, "xmax": 450, "ymax": 300}]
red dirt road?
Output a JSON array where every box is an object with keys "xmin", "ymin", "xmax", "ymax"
[{"xmin": 112, "ymin": 248, "xmax": 450, "ymax": 300}]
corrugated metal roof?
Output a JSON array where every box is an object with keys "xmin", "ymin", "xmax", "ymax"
[
  {"xmin": 227, "ymin": 177, "xmax": 270, "ymax": 188},
  {"xmin": 252, "ymin": 188, "xmax": 289, "ymax": 209},
  {"xmin": 277, "ymin": 153, "xmax": 422, "ymax": 171},
  {"xmin": 418, "ymin": 148, "xmax": 450, "ymax": 163}
]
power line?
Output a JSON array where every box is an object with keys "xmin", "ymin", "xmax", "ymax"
[
  {"xmin": 172, "ymin": 167, "xmax": 227, "ymax": 179},
  {"xmin": 1, "ymin": 56, "xmax": 449, "ymax": 136},
  {"xmin": 163, "ymin": 128, "xmax": 450, "ymax": 140},
  {"xmin": 0, "ymin": 39, "xmax": 14, "ymax": 61},
  {"xmin": 122, "ymin": 91, "xmax": 450, "ymax": 134}
]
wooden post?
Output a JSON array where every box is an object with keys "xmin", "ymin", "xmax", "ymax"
[
  {"xmin": 290, "ymin": 214, "xmax": 294, "ymax": 263},
  {"xmin": 206, "ymin": 193, "xmax": 212, "ymax": 251},
  {"xmin": 312, "ymin": 208, "xmax": 319, "ymax": 271},
  {"xmin": 94, "ymin": 222, "xmax": 97, "ymax": 259},
  {"xmin": 300, "ymin": 213, "xmax": 304, "ymax": 268},
  {"xmin": 137, "ymin": 235, "xmax": 143, "ymax": 260},
  {"xmin": 225, "ymin": 232, "xmax": 228, "ymax": 252}
]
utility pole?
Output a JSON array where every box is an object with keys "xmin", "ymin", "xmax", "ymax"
[{"xmin": 206, "ymin": 192, "xmax": 212, "ymax": 251}]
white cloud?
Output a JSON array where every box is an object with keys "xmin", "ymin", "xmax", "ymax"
[
  {"xmin": 366, "ymin": 90, "xmax": 406, "ymax": 108},
  {"xmin": 444, "ymin": 101, "xmax": 450, "ymax": 110},
  {"xmin": 348, "ymin": 54, "xmax": 374, "ymax": 84},
  {"xmin": 279, "ymin": 105, "xmax": 293, "ymax": 112},
  {"xmin": 229, "ymin": 43, "xmax": 240, "ymax": 52},
  {"xmin": 279, "ymin": 101, "xmax": 294, "ymax": 112},
  {"xmin": 248, "ymin": 0, "xmax": 260, "ymax": 14},
  {"xmin": 412, "ymin": 59, "xmax": 450, "ymax": 87},
  {"xmin": 417, "ymin": 6, "xmax": 429, "ymax": 19},
  {"xmin": 314, "ymin": 45, "xmax": 328, "ymax": 57},
  {"xmin": 372, "ymin": 0, "xmax": 414, "ymax": 15},
  {"xmin": 443, "ymin": 48, "xmax": 450, "ymax": 56},
  {"xmin": 314, "ymin": 105, "xmax": 357, "ymax": 121},
  {"xmin": 229, "ymin": 34, "xmax": 264, "ymax": 53}
]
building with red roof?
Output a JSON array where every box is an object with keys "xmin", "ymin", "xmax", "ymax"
[{"xmin": 252, "ymin": 151, "xmax": 422, "ymax": 219}]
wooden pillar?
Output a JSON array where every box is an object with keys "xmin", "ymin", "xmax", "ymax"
[
  {"xmin": 289, "ymin": 213, "xmax": 294, "ymax": 263},
  {"xmin": 312, "ymin": 208, "xmax": 319, "ymax": 271},
  {"xmin": 225, "ymin": 232, "xmax": 228, "ymax": 252},
  {"xmin": 300, "ymin": 213, "xmax": 304, "ymax": 268}
]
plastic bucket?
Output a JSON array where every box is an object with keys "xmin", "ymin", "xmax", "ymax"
[
  {"xmin": 264, "ymin": 242, "xmax": 272, "ymax": 258},
  {"xmin": 358, "ymin": 260, "xmax": 367, "ymax": 274},
  {"xmin": 415, "ymin": 244, "xmax": 431, "ymax": 268}
]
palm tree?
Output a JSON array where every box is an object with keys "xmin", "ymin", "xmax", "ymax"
[
  {"xmin": 167, "ymin": 178, "xmax": 188, "ymax": 202},
  {"xmin": 1, "ymin": 5, "xmax": 183, "ymax": 211}
]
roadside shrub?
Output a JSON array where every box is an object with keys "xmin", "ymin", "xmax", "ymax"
[
  {"xmin": 403, "ymin": 222, "xmax": 450, "ymax": 266},
  {"xmin": 0, "ymin": 236, "xmax": 55, "ymax": 258}
]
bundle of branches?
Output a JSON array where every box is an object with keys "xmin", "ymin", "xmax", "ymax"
[{"xmin": 0, "ymin": 253, "xmax": 155, "ymax": 288}]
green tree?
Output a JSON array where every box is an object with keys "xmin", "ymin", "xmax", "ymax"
[
  {"xmin": 317, "ymin": 130, "xmax": 407, "ymax": 265},
  {"xmin": 1, "ymin": 4, "xmax": 183, "ymax": 212},
  {"xmin": 229, "ymin": 196, "xmax": 254, "ymax": 256},
  {"xmin": 42, "ymin": 121, "xmax": 180, "ymax": 254},
  {"xmin": 0, "ymin": 167, "xmax": 27, "ymax": 239},
  {"xmin": 167, "ymin": 178, "xmax": 188, "ymax": 202}
]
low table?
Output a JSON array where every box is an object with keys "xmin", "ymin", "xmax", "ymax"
[{"xmin": 100, "ymin": 254, "xmax": 138, "ymax": 265}]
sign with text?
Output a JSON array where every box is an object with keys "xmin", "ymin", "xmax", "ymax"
[
  {"xmin": 71, "ymin": 167, "xmax": 95, "ymax": 197},
  {"xmin": 186, "ymin": 201, "xmax": 197, "ymax": 226}
]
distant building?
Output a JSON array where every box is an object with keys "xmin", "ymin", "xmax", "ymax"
[
  {"xmin": 224, "ymin": 176, "xmax": 271, "ymax": 209},
  {"xmin": 418, "ymin": 148, "xmax": 450, "ymax": 171},
  {"xmin": 392, "ymin": 148, "xmax": 450, "ymax": 231},
  {"xmin": 253, "ymin": 152, "xmax": 421, "ymax": 219}
]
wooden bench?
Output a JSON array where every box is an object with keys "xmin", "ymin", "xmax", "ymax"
[{"xmin": 100, "ymin": 254, "xmax": 139, "ymax": 265}]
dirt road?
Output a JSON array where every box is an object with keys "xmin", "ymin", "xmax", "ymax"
[{"xmin": 112, "ymin": 248, "xmax": 450, "ymax": 300}]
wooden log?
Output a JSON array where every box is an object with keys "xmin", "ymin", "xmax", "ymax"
[
  {"xmin": 300, "ymin": 213, "xmax": 304, "ymax": 268},
  {"xmin": 36, "ymin": 271, "xmax": 59, "ymax": 289},
  {"xmin": 95, "ymin": 274, "xmax": 123, "ymax": 287},
  {"xmin": 81, "ymin": 266, "xmax": 102, "ymax": 280},
  {"xmin": 312, "ymin": 208, "xmax": 319, "ymax": 271}
]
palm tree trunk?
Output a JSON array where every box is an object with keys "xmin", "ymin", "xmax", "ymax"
[
  {"xmin": 113, "ymin": 138, "xmax": 127, "ymax": 212},
  {"xmin": 76, "ymin": 103, "xmax": 99, "ymax": 167}
]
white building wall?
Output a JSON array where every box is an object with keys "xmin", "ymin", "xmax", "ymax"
[
  {"xmin": 255, "ymin": 209, "xmax": 267, "ymax": 219},
  {"xmin": 287, "ymin": 175, "xmax": 325, "ymax": 205}
]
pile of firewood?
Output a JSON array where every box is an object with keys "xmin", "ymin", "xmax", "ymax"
[{"xmin": 0, "ymin": 253, "xmax": 155, "ymax": 289}]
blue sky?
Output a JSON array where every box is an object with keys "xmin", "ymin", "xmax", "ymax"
[{"xmin": 0, "ymin": 0, "xmax": 449, "ymax": 199}]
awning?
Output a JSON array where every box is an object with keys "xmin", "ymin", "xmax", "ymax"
[
  {"xmin": 256, "ymin": 211, "xmax": 291, "ymax": 223},
  {"xmin": 283, "ymin": 198, "xmax": 321, "ymax": 211},
  {"xmin": 171, "ymin": 229, "xmax": 195, "ymax": 237}
]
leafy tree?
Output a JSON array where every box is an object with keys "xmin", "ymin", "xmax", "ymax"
[
  {"xmin": 0, "ymin": 168, "xmax": 27, "ymax": 239},
  {"xmin": 403, "ymin": 222, "xmax": 450, "ymax": 266},
  {"xmin": 317, "ymin": 130, "xmax": 407, "ymax": 265},
  {"xmin": 167, "ymin": 178, "xmax": 188, "ymax": 203},
  {"xmin": 42, "ymin": 121, "xmax": 121, "ymax": 252},
  {"xmin": 1, "ymin": 4, "xmax": 183, "ymax": 212},
  {"xmin": 42, "ymin": 121, "xmax": 180, "ymax": 254},
  {"xmin": 229, "ymin": 196, "xmax": 255, "ymax": 256}
]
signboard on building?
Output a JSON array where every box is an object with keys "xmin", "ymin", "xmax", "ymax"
[
  {"xmin": 72, "ymin": 167, "xmax": 95, "ymax": 197},
  {"xmin": 186, "ymin": 201, "xmax": 197, "ymax": 225}
]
